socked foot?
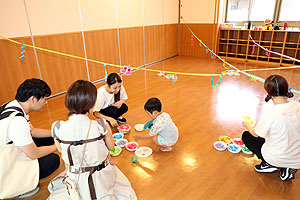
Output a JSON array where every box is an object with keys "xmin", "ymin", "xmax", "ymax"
[{"xmin": 160, "ymin": 146, "xmax": 173, "ymax": 152}]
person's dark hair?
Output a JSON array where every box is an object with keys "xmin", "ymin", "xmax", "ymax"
[
  {"xmin": 65, "ymin": 80, "xmax": 97, "ymax": 116},
  {"xmin": 264, "ymin": 74, "xmax": 294, "ymax": 102},
  {"xmin": 144, "ymin": 98, "xmax": 162, "ymax": 113},
  {"xmin": 15, "ymin": 78, "xmax": 51, "ymax": 102},
  {"xmin": 107, "ymin": 73, "xmax": 122, "ymax": 102}
]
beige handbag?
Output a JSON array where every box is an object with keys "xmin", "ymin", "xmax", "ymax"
[{"xmin": 0, "ymin": 112, "xmax": 39, "ymax": 198}]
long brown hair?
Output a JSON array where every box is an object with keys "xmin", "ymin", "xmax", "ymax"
[{"xmin": 107, "ymin": 73, "xmax": 122, "ymax": 102}]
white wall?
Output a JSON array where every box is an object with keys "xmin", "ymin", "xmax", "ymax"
[
  {"xmin": 0, "ymin": 0, "xmax": 179, "ymax": 38},
  {"xmin": 26, "ymin": 0, "xmax": 82, "ymax": 36},
  {"xmin": 180, "ymin": 0, "xmax": 217, "ymax": 23},
  {"xmin": 80, "ymin": 0, "xmax": 118, "ymax": 30},
  {"xmin": 0, "ymin": 0, "xmax": 31, "ymax": 38}
]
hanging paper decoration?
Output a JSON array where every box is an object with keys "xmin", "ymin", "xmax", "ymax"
[
  {"xmin": 265, "ymin": 49, "xmax": 269, "ymax": 57},
  {"xmin": 20, "ymin": 43, "xmax": 25, "ymax": 61},
  {"xmin": 157, "ymin": 72, "xmax": 177, "ymax": 84},
  {"xmin": 211, "ymin": 72, "xmax": 224, "ymax": 88},
  {"xmin": 191, "ymin": 35, "xmax": 194, "ymax": 46},
  {"xmin": 120, "ymin": 64, "xmax": 132, "ymax": 75},
  {"xmin": 226, "ymin": 70, "xmax": 240, "ymax": 76},
  {"xmin": 172, "ymin": 74, "xmax": 177, "ymax": 84},
  {"xmin": 251, "ymin": 45, "xmax": 255, "ymax": 55},
  {"xmin": 249, "ymin": 34, "xmax": 300, "ymax": 64},
  {"xmin": 157, "ymin": 72, "xmax": 165, "ymax": 77},
  {"xmin": 103, "ymin": 64, "xmax": 107, "ymax": 81},
  {"xmin": 223, "ymin": 60, "xmax": 230, "ymax": 69},
  {"xmin": 211, "ymin": 52, "xmax": 214, "ymax": 58},
  {"xmin": 206, "ymin": 47, "xmax": 209, "ymax": 54},
  {"xmin": 199, "ymin": 40, "xmax": 202, "ymax": 47},
  {"xmin": 250, "ymin": 75, "xmax": 258, "ymax": 82}
]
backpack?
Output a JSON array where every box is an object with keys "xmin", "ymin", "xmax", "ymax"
[
  {"xmin": 0, "ymin": 102, "xmax": 25, "ymax": 144},
  {"xmin": 0, "ymin": 102, "xmax": 39, "ymax": 198},
  {"xmin": 0, "ymin": 102, "xmax": 25, "ymax": 120}
]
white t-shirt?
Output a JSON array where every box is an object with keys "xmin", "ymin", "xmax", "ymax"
[
  {"xmin": 93, "ymin": 85, "xmax": 128, "ymax": 112},
  {"xmin": 255, "ymin": 101, "xmax": 300, "ymax": 169},
  {"xmin": 0, "ymin": 100, "xmax": 33, "ymax": 146},
  {"xmin": 59, "ymin": 115, "xmax": 109, "ymax": 167},
  {"xmin": 149, "ymin": 112, "xmax": 179, "ymax": 144},
  {"xmin": 57, "ymin": 115, "xmax": 137, "ymax": 199}
]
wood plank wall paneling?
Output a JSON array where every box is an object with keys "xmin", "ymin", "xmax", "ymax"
[
  {"xmin": 33, "ymin": 33, "xmax": 88, "ymax": 95},
  {"xmin": 145, "ymin": 25, "xmax": 163, "ymax": 63},
  {"xmin": 0, "ymin": 24, "xmax": 178, "ymax": 104},
  {"xmin": 0, "ymin": 38, "xmax": 40, "ymax": 103},
  {"xmin": 84, "ymin": 29, "xmax": 121, "ymax": 82},
  {"xmin": 179, "ymin": 23, "xmax": 217, "ymax": 58},
  {"xmin": 119, "ymin": 26, "xmax": 145, "ymax": 67},
  {"xmin": 164, "ymin": 24, "xmax": 179, "ymax": 58}
]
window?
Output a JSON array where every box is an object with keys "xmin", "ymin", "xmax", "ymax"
[
  {"xmin": 279, "ymin": 0, "xmax": 300, "ymax": 21},
  {"xmin": 249, "ymin": 0, "xmax": 276, "ymax": 21},
  {"xmin": 226, "ymin": 0, "xmax": 300, "ymax": 25},
  {"xmin": 226, "ymin": 0, "xmax": 250, "ymax": 22}
]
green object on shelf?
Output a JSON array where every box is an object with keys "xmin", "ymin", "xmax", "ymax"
[{"xmin": 131, "ymin": 156, "xmax": 138, "ymax": 163}]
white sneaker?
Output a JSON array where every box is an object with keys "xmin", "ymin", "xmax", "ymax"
[
  {"xmin": 13, "ymin": 187, "xmax": 39, "ymax": 199},
  {"xmin": 116, "ymin": 117, "xmax": 127, "ymax": 123}
]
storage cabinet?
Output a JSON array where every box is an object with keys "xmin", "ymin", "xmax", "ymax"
[{"xmin": 217, "ymin": 29, "xmax": 300, "ymax": 66}]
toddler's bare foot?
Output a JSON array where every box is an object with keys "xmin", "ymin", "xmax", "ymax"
[{"xmin": 160, "ymin": 146, "xmax": 172, "ymax": 152}]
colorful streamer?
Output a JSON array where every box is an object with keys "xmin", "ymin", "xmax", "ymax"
[
  {"xmin": 20, "ymin": 43, "xmax": 25, "ymax": 61},
  {"xmin": 211, "ymin": 72, "xmax": 224, "ymax": 88},
  {"xmin": 172, "ymin": 74, "xmax": 177, "ymax": 84},
  {"xmin": 103, "ymin": 64, "xmax": 107, "ymax": 81},
  {"xmin": 249, "ymin": 34, "xmax": 300, "ymax": 63},
  {"xmin": 250, "ymin": 75, "xmax": 258, "ymax": 82},
  {"xmin": 251, "ymin": 45, "xmax": 255, "ymax": 55}
]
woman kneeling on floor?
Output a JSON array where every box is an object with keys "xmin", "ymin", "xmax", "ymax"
[{"xmin": 49, "ymin": 80, "xmax": 136, "ymax": 200}]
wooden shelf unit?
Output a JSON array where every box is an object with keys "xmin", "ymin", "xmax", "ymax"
[{"xmin": 217, "ymin": 29, "xmax": 300, "ymax": 66}]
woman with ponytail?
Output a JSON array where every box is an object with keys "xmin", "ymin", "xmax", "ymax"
[{"xmin": 242, "ymin": 74, "xmax": 300, "ymax": 181}]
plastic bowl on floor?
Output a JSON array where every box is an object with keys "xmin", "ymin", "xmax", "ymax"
[
  {"xmin": 213, "ymin": 141, "xmax": 227, "ymax": 151},
  {"xmin": 135, "ymin": 146, "xmax": 153, "ymax": 158},
  {"xmin": 112, "ymin": 132, "xmax": 124, "ymax": 140},
  {"xmin": 115, "ymin": 138, "xmax": 128, "ymax": 148},
  {"xmin": 118, "ymin": 124, "xmax": 131, "ymax": 134},
  {"xmin": 134, "ymin": 124, "xmax": 144, "ymax": 132},
  {"xmin": 227, "ymin": 143, "xmax": 242, "ymax": 154},
  {"xmin": 219, "ymin": 135, "xmax": 232, "ymax": 144},
  {"xmin": 110, "ymin": 146, "xmax": 122, "ymax": 156},
  {"xmin": 232, "ymin": 138, "xmax": 244, "ymax": 146},
  {"xmin": 241, "ymin": 144, "xmax": 253, "ymax": 155},
  {"xmin": 125, "ymin": 142, "xmax": 138, "ymax": 151}
]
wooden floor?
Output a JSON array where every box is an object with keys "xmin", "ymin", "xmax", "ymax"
[{"xmin": 19, "ymin": 56, "xmax": 300, "ymax": 200}]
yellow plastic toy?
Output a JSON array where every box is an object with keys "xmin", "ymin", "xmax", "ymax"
[{"xmin": 242, "ymin": 115, "xmax": 255, "ymax": 127}]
